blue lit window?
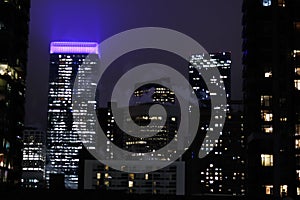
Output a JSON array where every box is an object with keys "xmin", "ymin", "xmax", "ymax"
[{"xmin": 262, "ymin": 0, "xmax": 271, "ymax": 6}]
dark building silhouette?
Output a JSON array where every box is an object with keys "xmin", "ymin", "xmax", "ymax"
[
  {"xmin": 242, "ymin": 0, "xmax": 300, "ymax": 199},
  {"xmin": 0, "ymin": 0, "xmax": 30, "ymax": 188}
]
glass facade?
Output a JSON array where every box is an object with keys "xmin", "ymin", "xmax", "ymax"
[
  {"xmin": 46, "ymin": 42, "xmax": 99, "ymax": 189},
  {"xmin": 21, "ymin": 128, "xmax": 46, "ymax": 188}
]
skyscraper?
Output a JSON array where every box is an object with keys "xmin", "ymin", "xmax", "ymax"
[
  {"xmin": 242, "ymin": 0, "xmax": 300, "ymax": 199},
  {"xmin": 21, "ymin": 127, "xmax": 46, "ymax": 188},
  {"xmin": 186, "ymin": 52, "xmax": 246, "ymax": 197},
  {"xmin": 81, "ymin": 85, "xmax": 185, "ymax": 195},
  {"xmin": 46, "ymin": 42, "xmax": 99, "ymax": 189},
  {"xmin": 0, "ymin": 0, "xmax": 30, "ymax": 188}
]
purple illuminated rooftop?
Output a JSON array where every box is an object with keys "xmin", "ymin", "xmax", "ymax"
[{"xmin": 50, "ymin": 42, "xmax": 99, "ymax": 54}]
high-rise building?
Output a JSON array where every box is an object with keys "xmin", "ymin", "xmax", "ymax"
[
  {"xmin": 21, "ymin": 127, "xmax": 46, "ymax": 188},
  {"xmin": 0, "ymin": 0, "xmax": 30, "ymax": 188},
  {"xmin": 186, "ymin": 52, "xmax": 246, "ymax": 197},
  {"xmin": 242, "ymin": 0, "xmax": 300, "ymax": 199},
  {"xmin": 46, "ymin": 41, "xmax": 99, "ymax": 189},
  {"xmin": 189, "ymin": 52, "xmax": 231, "ymax": 109},
  {"xmin": 80, "ymin": 82, "xmax": 184, "ymax": 195}
]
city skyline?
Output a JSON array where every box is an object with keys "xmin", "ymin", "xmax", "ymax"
[
  {"xmin": 4, "ymin": 1, "xmax": 299, "ymax": 200},
  {"xmin": 25, "ymin": 0, "xmax": 243, "ymax": 130}
]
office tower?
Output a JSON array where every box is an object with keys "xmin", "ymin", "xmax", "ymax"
[
  {"xmin": 242, "ymin": 0, "xmax": 299, "ymax": 199},
  {"xmin": 0, "ymin": 0, "xmax": 30, "ymax": 187},
  {"xmin": 189, "ymin": 52, "xmax": 231, "ymax": 108},
  {"xmin": 81, "ymin": 99, "xmax": 184, "ymax": 195},
  {"xmin": 21, "ymin": 127, "xmax": 46, "ymax": 188},
  {"xmin": 186, "ymin": 52, "xmax": 245, "ymax": 196},
  {"xmin": 46, "ymin": 42, "xmax": 99, "ymax": 189}
]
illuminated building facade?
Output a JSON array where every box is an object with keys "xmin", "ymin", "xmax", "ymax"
[
  {"xmin": 21, "ymin": 127, "xmax": 46, "ymax": 188},
  {"xmin": 80, "ymin": 82, "xmax": 183, "ymax": 194},
  {"xmin": 83, "ymin": 160, "xmax": 185, "ymax": 195},
  {"xmin": 186, "ymin": 52, "xmax": 245, "ymax": 196},
  {"xmin": 189, "ymin": 52, "xmax": 231, "ymax": 109},
  {"xmin": 46, "ymin": 42, "xmax": 99, "ymax": 189},
  {"xmin": 242, "ymin": 0, "xmax": 300, "ymax": 199},
  {"xmin": 0, "ymin": 0, "xmax": 30, "ymax": 187}
]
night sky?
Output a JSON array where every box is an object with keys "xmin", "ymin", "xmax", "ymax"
[{"xmin": 25, "ymin": 0, "xmax": 243, "ymax": 130}]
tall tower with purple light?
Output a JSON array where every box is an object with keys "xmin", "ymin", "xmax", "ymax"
[{"xmin": 46, "ymin": 42, "xmax": 99, "ymax": 189}]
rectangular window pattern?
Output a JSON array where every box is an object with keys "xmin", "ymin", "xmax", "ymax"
[
  {"xmin": 262, "ymin": 125, "xmax": 273, "ymax": 133},
  {"xmin": 261, "ymin": 154, "xmax": 273, "ymax": 166},
  {"xmin": 261, "ymin": 95, "xmax": 272, "ymax": 107},
  {"xmin": 296, "ymin": 140, "xmax": 300, "ymax": 149},
  {"xmin": 295, "ymin": 80, "xmax": 300, "ymax": 90},
  {"xmin": 261, "ymin": 110, "xmax": 273, "ymax": 121}
]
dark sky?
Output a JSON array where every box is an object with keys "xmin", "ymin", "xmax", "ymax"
[{"xmin": 25, "ymin": 0, "xmax": 243, "ymax": 130}]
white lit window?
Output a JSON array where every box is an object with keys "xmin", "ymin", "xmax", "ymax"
[
  {"xmin": 280, "ymin": 185, "xmax": 287, "ymax": 196},
  {"xmin": 96, "ymin": 173, "xmax": 101, "ymax": 179},
  {"xmin": 128, "ymin": 180, "xmax": 133, "ymax": 188},
  {"xmin": 295, "ymin": 80, "xmax": 300, "ymax": 90},
  {"xmin": 293, "ymin": 50, "xmax": 300, "ymax": 58},
  {"xmin": 297, "ymin": 170, "xmax": 300, "ymax": 181},
  {"xmin": 261, "ymin": 154, "xmax": 273, "ymax": 166},
  {"xmin": 261, "ymin": 110, "xmax": 273, "ymax": 121},
  {"xmin": 262, "ymin": 125, "xmax": 273, "ymax": 133},
  {"xmin": 296, "ymin": 140, "xmax": 300, "ymax": 149},
  {"xmin": 262, "ymin": 0, "xmax": 272, "ymax": 6},
  {"xmin": 297, "ymin": 187, "xmax": 300, "ymax": 195},
  {"xmin": 265, "ymin": 72, "xmax": 272, "ymax": 78}
]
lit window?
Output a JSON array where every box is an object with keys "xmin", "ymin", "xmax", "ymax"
[
  {"xmin": 265, "ymin": 185, "xmax": 273, "ymax": 195},
  {"xmin": 297, "ymin": 170, "xmax": 300, "ymax": 181},
  {"xmin": 293, "ymin": 50, "xmax": 300, "ymax": 58},
  {"xmin": 296, "ymin": 68, "xmax": 300, "ymax": 76},
  {"xmin": 262, "ymin": 0, "xmax": 272, "ymax": 6},
  {"xmin": 296, "ymin": 140, "xmax": 300, "ymax": 149},
  {"xmin": 297, "ymin": 187, "xmax": 300, "ymax": 195},
  {"xmin": 278, "ymin": 0, "xmax": 285, "ymax": 7},
  {"xmin": 129, "ymin": 173, "xmax": 134, "ymax": 180},
  {"xmin": 265, "ymin": 72, "xmax": 272, "ymax": 78},
  {"xmin": 261, "ymin": 110, "xmax": 273, "ymax": 121},
  {"xmin": 96, "ymin": 173, "xmax": 101, "ymax": 179},
  {"xmin": 128, "ymin": 180, "xmax": 133, "ymax": 188},
  {"xmin": 294, "ymin": 22, "xmax": 300, "ymax": 32},
  {"xmin": 261, "ymin": 95, "xmax": 272, "ymax": 107},
  {"xmin": 145, "ymin": 174, "xmax": 148, "ymax": 180},
  {"xmin": 262, "ymin": 125, "xmax": 273, "ymax": 133},
  {"xmin": 295, "ymin": 80, "xmax": 300, "ymax": 90},
  {"xmin": 280, "ymin": 185, "xmax": 287, "ymax": 197},
  {"xmin": 104, "ymin": 180, "xmax": 109, "ymax": 187},
  {"xmin": 261, "ymin": 154, "xmax": 273, "ymax": 166}
]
